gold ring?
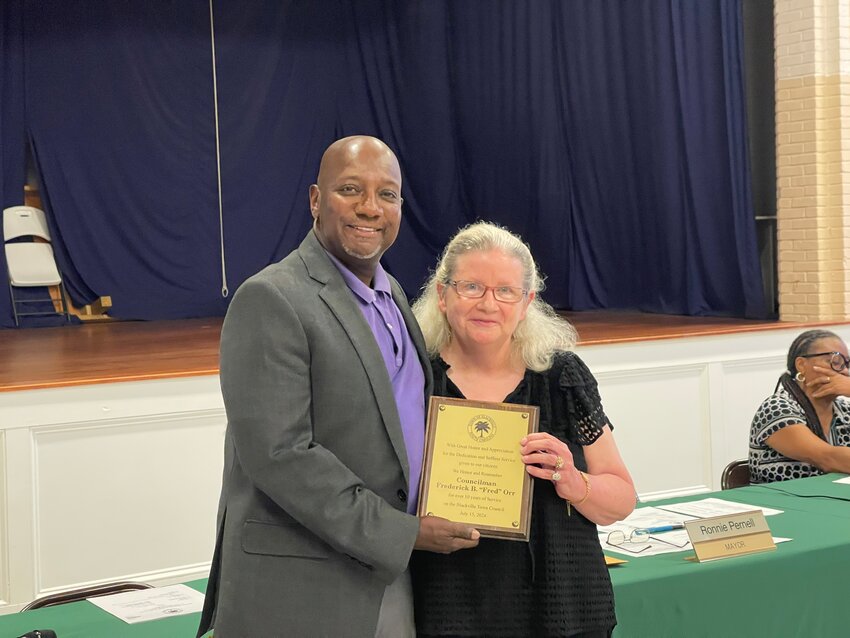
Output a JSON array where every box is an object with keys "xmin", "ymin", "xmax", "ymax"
[
  {"xmin": 552, "ymin": 472, "xmax": 562, "ymax": 482},
  {"xmin": 555, "ymin": 456, "xmax": 564, "ymax": 470}
]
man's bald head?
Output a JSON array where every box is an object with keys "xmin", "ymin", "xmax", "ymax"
[{"xmin": 316, "ymin": 136, "xmax": 402, "ymax": 190}]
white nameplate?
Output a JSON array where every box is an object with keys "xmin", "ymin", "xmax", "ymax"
[{"xmin": 684, "ymin": 510, "xmax": 775, "ymax": 562}]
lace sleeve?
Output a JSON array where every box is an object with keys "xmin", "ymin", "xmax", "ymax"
[{"xmin": 556, "ymin": 352, "xmax": 608, "ymax": 445}]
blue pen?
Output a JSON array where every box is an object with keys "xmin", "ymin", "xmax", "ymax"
[{"xmin": 638, "ymin": 524, "xmax": 685, "ymax": 534}]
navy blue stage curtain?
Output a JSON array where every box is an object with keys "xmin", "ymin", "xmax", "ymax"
[
  {"xmin": 0, "ymin": 0, "xmax": 26, "ymax": 327},
  {"xmin": 3, "ymin": 0, "xmax": 764, "ymax": 326},
  {"xmin": 356, "ymin": 0, "xmax": 764, "ymax": 317},
  {"xmin": 23, "ymin": 3, "xmax": 224, "ymax": 320},
  {"xmin": 0, "ymin": 0, "xmax": 25, "ymax": 209}
]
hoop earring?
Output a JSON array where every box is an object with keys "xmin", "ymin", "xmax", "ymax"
[{"xmin": 795, "ymin": 371, "xmax": 805, "ymax": 383}]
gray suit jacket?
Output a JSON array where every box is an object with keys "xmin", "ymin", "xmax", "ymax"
[{"xmin": 198, "ymin": 231, "xmax": 432, "ymax": 637}]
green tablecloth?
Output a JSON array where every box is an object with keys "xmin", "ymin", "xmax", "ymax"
[
  {"xmin": 0, "ymin": 579, "xmax": 207, "ymax": 638},
  {"xmin": 2, "ymin": 474, "xmax": 848, "ymax": 638},
  {"xmin": 611, "ymin": 473, "xmax": 850, "ymax": 638}
]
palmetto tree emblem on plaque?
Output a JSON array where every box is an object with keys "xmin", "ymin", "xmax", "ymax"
[{"xmin": 467, "ymin": 414, "xmax": 497, "ymax": 442}]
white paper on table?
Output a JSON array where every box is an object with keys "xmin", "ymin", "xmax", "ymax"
[
  {"xmin": 654, "ymin": 497, "xmax": 783, "ymax": 518},
  {"xmin": 833, "ymin": 475, "xmax": 850, "ymax": 484},
  {"xmin": 87, "ymin": 584, "xmax": 205, "ymax": 624},
  {"xmin": 598, "ymin": 506, "xmax": 697, "ymax": 557}
]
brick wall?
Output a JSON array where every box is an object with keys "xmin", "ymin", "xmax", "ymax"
[{"xmin": 775, "ymin": 0, "xmax": 850, "ymax": 320}]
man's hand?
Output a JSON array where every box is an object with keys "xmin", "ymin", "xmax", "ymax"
[{"xmin": 414, "ymin": 515, "xmax": 480, "ymax": 554}]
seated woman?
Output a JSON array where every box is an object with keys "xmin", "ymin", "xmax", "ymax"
[
  {"xmin": 750, "ymin": 329, "xmax": 850, "ymax": 483},
  {"xmin": 411, "ymin": 222, "xmax": 636, "ymax": 638}
]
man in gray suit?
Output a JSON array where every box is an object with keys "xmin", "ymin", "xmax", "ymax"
[{"xmin": 198, "ymin": 136, "xmax": 480, "ymax": 638}]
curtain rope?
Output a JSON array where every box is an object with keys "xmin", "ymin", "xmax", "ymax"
[{"xmin": 209, "ymin": 0, "xmax": 228, "ymax": 297}]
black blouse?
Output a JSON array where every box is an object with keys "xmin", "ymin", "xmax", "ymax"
[{"xmin": 411, "ymin": 352, "xmax": 616, "ymax": 637}]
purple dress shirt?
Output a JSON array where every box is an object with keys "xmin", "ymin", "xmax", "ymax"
[{"xmin": 324, "ymin": 250, "xmax": 426, "ymax": 514}]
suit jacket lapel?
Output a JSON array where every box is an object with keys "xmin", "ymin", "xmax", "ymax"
[{"xmin": 299, "ymin": 232, "xmax": 412, "ymax": 485}]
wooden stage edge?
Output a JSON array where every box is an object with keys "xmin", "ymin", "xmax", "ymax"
[{"xmin": 0, "ymin": 312, "xmax": 845, "ymax": 393}]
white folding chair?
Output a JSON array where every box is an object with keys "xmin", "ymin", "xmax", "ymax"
[{"xmin": 3, "ymin": 205, "xmax": 71, "ymax": 326}]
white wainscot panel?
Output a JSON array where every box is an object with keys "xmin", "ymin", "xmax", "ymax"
[
  {"xmin": 33, "ymin": 410, "xmax": 225, "ymax": 592},
  {"xmin": 596, "ymin": 366, "xmax": 709, "ymax": 500},
  {"xmin": 1, "ymin": 376, "xmax": 223, "ymax": 430},
  {"xmin": 720, "ymin": 356, "xmax": 787, "ymax": 466},
  {"xmin": 0, "ymin": 430, "xmax": 7, "ymax": 606}
]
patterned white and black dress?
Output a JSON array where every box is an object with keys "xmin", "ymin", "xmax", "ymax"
[{"xmin": 749, "ymin": 387, "xmax": 850, "ymax": 484}]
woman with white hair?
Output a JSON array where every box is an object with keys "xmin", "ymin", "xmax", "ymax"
[{"xmin": 411, "ymin": 222, "xmax": 636, "ymax": 637}]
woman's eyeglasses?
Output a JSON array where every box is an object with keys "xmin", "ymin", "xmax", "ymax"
[
  {"xmin": 606, "ymin": 529, "xmax": 651, "ymax": 553},
  {"xmin": 606, "ymin": 529, "xmax": 691, "ymax": 554},
  {"xmin": 445, "ymin": 280, "xmax": 528, "ymax": 303},
  {"xmin": 799, "ymin": 351, "xmax": 850, "ymax": 372}
]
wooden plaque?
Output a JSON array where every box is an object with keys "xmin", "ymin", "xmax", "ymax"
[{"xmin": 417, "ymin": 396, "xmax": 539, "ymax": 541}]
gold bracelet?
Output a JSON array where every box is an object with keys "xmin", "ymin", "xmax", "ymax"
[{"xmin": 566, "ymin": 470, "xmax": 591, "ymax": 516}]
